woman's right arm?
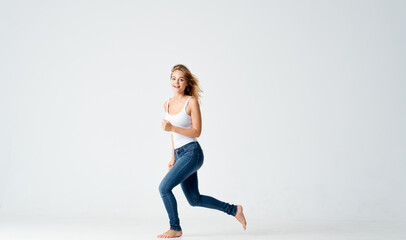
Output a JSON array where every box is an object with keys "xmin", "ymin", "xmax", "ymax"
[
  {"xmin": 164, "ymin": 99, "xmax": 175, "ymax": 160},
  {"xmin": 168, "ymin": 133, "xmax": 176, "ymax": 170},
  {"xmin": 164, "ymin": 99, "xmax": 176, "ymax": 169}
]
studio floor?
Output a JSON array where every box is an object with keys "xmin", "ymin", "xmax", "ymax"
[{"xmin": 0, "ymin": 215, "xmax": 405, "ymax": 240}]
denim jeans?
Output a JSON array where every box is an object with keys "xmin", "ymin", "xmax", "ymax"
[{"xmin": 158, "ymin": 141, "xmax": 237, "ymax": 231}]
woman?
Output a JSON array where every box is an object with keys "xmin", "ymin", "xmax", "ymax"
[{"xmin": 158, "ymin": 64, "xmax": 247, "ymax": 238}]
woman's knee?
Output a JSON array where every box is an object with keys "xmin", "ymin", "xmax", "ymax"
[
  {"xmin": 158, "ymin": 181, "xmax": 166, "ymax": 195},
  {"xmin": 187, "ymin": 195, "xmax": 201, "ymax": 207},
  {"xmin": 159, "ymin": 181, "xmax": 171, "ymax": 195}
]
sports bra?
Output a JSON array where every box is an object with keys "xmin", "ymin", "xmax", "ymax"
[{"xmin": 164, "ymin": 96, "xmax": 197, "ymax": 149}]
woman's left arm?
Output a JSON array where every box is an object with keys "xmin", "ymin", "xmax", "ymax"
[{"xmin": 171, "ymin": 97, "xmax": 202, "ymax": 138}]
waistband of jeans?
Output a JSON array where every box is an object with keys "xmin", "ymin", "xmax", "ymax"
[{"xmin": 174, "ymin": 141, "xmax": 199, "ymax": 152}]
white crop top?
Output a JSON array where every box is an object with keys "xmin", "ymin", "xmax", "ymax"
[{"xmin": 164, "ymin": 96, "xmax": 197, "ymax": 149}]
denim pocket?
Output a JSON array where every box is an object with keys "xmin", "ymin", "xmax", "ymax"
[
  {"xmin": 184, "ymin": 147, "xmax": 195, "ymax": 154},
  {"xmin": 183, "ymin": 142, "xmax": 197, "ymax": 153}
]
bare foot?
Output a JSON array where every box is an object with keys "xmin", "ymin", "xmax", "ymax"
[
  {"xmin": 235, "ymin": 205, "xmax": 247, "ymax": 230},
  {"xmin": 157, "ymin": 229, "xmax": 183, "ymax": 238}
]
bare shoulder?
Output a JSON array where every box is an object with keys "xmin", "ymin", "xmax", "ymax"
[
  {"xmin": 189, "ymin": 96, "xmax": 199, "ymax": 107},
  {"xmin": 188, "ymin": 96, "xmax": 201, "ymax": 114}
]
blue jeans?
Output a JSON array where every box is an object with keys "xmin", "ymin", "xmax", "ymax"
[{"xmin": 158, "ymin": 141, "xmax": 237, "ymax": 231}]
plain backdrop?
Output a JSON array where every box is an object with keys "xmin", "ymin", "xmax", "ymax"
[{"xmin": 0, "ymin": 0, "xmax": 405, "ymax": 224}]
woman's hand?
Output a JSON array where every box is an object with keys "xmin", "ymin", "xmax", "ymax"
[
  {"xmin": 161, "ymin": 119, "xmax": 173, "ymax": 132},
  {"xmin": 168, "ymin": 158, "xmax": 176, "ymax": 170}
]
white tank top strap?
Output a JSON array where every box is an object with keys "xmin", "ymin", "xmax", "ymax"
[{"xmin": 184, "ymin": 96, "xmax": 192, "ymax": 111}]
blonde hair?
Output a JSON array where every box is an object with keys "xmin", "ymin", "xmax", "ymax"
[{"xmin": 170, "ymin": 64, "xmax": 203, "ymax": 103}]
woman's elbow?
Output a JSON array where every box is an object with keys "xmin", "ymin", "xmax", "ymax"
[{"xmin": 195, "ymin": 129, "xmax": 201, "ymax": 138}]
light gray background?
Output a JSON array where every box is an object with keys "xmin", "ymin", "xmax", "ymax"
[{"xmin": 0, "ymin": 0, "xmax": 405, "ymax": 231}]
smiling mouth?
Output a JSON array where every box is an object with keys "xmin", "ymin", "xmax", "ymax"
[{"xmin": 174, "ymin": 86, "xmax": 180, "ymax": 88}]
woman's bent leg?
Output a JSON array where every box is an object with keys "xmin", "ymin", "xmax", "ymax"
[{"xmin": 181, "ymin": 171, "xmax": 238, "ymax": 216}]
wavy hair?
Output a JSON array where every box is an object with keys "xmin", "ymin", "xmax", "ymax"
[{"xmin": 170, "ymin": 64, "xmax": 203, "ymax": 103}]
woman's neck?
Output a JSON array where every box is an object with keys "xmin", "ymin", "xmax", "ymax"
[{"xmin": 172, "ymin": 93, "xmax": 187, "ymax": 101}]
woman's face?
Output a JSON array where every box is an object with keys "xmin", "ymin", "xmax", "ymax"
[{"xmin": 171, "ymin": 70, "xmax": 188, "ymax": 94}]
